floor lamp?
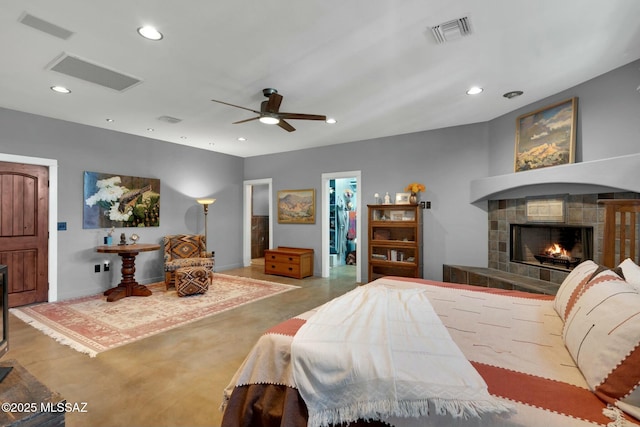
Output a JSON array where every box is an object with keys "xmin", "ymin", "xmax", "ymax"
[{"xmin": 196, "ymin": 198, "xmax": 216, "ymax": 250}]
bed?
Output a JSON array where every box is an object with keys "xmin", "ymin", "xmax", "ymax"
[{"xmin": 221, "ymin": 201, "xmax": 640, "ymax": 427}]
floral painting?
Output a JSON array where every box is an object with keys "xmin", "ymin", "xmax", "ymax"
[{"xmin": 83, "ymin": 171, "xmax": 160, "ymax": 229}]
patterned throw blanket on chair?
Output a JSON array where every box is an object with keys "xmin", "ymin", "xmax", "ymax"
[{"xmin": 291, "ymin": 279, "xmax": 514, "ymax": 427}]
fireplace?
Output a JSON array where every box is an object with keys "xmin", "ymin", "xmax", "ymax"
[{"xmin": 510, "ymin": 224, "xmax": 593, "ymax": 271}]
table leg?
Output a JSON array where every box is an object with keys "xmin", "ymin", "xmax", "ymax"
[{"xmin": 104, "ymin": 251, "xmax": 152, "ymax": 302}]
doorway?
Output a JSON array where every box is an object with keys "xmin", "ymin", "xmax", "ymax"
[
  {"xmin": 0, "ymin": 154, "xmax": 58, "ymax": 305},
  {"xmin": 321, "ymin": 171, "xmax": 361, "ymax": 282},
  {"xmin": 242, "ymin": 178, "xmax": 273, "ymax": 267},
  {"xmin": 250, "ymin": 183, "xmax": 270, "ymax": 266},
  {"xmin": 329, "ymin": 178, "xmax": 358, "ymax": 267}
]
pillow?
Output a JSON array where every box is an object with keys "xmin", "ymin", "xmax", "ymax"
[
  {"xmin": 562, "ymin": 270, "xmax": 640, "ymax": 419},
  {"xmin": 619, "ymin": 258, "xmax": 640, "ymax": 291},
  {"xmin": 170, "ymin": 235, "xmax": 201, "ymax": 259},
  {"xmin": 553, "ymin": 260, "xmax": 599, "ymax": 321}
]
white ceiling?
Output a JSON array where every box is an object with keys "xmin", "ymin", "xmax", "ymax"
[{"xmin": 1, "ymin": 1, "xmax": 639, "ymax": 158}]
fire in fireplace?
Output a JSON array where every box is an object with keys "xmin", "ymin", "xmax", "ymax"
[
  {"xmin": 533, "ymin": 243, "xmax": 582, "ymax": 269},
  {"xmin": 510, "ymin": 224, "xmax": 593, "ymax": 271}
]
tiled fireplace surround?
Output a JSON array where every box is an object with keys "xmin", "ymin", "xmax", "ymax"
[
  {"xmin": 442, "ymin": 155, "xmax": 640, "ymax": 294},
  {"xmin": 488, "ymin": 191, "xmax": 640, "ymax": 286}
]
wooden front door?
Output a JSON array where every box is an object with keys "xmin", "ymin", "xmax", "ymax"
[{"xmin": 0, "ymin": 162, "xmax": 49, "ymax": 307}]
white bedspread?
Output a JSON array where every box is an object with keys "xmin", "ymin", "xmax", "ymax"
[{"xmin": 291, "ymin": 280, "xmax": 513, "ymax": 427}]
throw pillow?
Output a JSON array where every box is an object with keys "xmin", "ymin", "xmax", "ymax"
[
  {"xmin": 553, "ymin": 260, "xmax": 599, "ymax": 321},
  {"xmin": 170, "ymin": 235, "xmax": 200, "ymax": 259},
  {"xmin": 619, "ymin": 258, "xmax": 640, "ymax": 291},
  {"xmin": 562, "ymin": 269, "xmax": 640, "ymax": 420}
]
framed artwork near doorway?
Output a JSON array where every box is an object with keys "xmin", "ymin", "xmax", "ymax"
[{"xmin": 277, "ymin": 189, "xmax": 315, "ymax": 224}]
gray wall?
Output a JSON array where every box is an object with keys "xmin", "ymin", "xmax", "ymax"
[
  {"xmin": 1, "ymin": 59, "xmax": 638, "ymax": 298},
  {"xmin": 245, "ymin": 59, "xmax": 640, "ymax": 282},
  {"xmin": 252, "ymin": 184, "xmax": 270, "ymax": 216},
  {"xmin": 0, "ymin": 108, "xmax": 244, "ymax": 300},
  {"xmin": 244, "ymin": 123, "xmax": 491, "ymax": 281},
  {"xmin": 488, "ymin": 59, "xmax": 640, "ymax": 175}
]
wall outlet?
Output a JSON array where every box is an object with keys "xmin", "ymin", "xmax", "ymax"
[{"xmin": 94, "ymin": 264, "xmax": 100, "ymax": 273}]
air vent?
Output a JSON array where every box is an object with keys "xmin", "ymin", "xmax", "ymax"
[
  {"xmin": 46, "ymin": 53, "xmax": 142, "ymax": 92},
  {"xmin": 19, "ymin": 12, "xmax": 74, "ymax": 40},
  {"xmin": 157, "ymin": 116, "xmax": 182, "ymax": 124},
  {"xmin": 431, "ymin": 16, "xmax": 472, "ymax": 44}
]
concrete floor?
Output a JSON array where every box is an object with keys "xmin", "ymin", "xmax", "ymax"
[{"xmin": 5, "ymin": 263, "xmax": 359, "ymax": 427}]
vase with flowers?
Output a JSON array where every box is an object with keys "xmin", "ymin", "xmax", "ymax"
[{"xmin": 405, "ymin": 182, "xmax": 425, "ymax": 204}]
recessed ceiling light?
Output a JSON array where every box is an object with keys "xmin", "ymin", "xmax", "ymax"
[
  {"xmin": 106, "ymin": 118, "xmax": 114, "ymax": 122},
  {"xmin": 147, "ymin": 128, "xmax": 154, "ymax": 132},
  {"xmin": 50, "ymin": 85, "xmax": 71, "ymax": 94},
  {"xmin": 466, "ymin": 86, "xmax": 483, "ymax": 95},
  {"xmin": 237, "ymin": 137, "xmax": 247, "ymax": 142},
  {"xmin": 503, "ymin": 90, "xmax": 524, "ymax": 99},
  {"xmin": 137, "ymin": 26, "xmax": 163, "ymax": 41},
  {"xmin": 326, "ymin": 118, "xmax": 337, "ymax": 124}
]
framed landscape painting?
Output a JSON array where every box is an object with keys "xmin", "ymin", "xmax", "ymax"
[
  {"xmin": 277, "ymin": 189, "xmax": 315, "ymax": 224},
  {"xmin": 514, "ymin": 97, "xmax": 578, "ymax": 172}
]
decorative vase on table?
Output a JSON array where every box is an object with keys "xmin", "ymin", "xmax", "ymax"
[{"xmin": 409, "ymin": 192, "xmax": 418, "ymax": 204}]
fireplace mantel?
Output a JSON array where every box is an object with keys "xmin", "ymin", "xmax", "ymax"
[{"xmin": 470, "ymin": 153, "xmax": 640, "ymax": 203}]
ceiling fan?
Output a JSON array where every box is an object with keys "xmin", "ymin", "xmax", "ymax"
[{"xmin": 211, "ymin": 88, "xmax": 327, "ymax": 132}]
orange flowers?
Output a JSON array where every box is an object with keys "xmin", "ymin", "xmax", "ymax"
[{"xmin": 405, "ymin": 182, "xmax": 426, "ymax": 193}]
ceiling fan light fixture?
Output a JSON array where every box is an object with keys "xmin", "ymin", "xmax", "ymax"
[
  {"xmin": 259, "ymin": 116, "xmax": 280, "ymax": 125},
  {"xmin": 212, "ymin": 89, "xmax": 325, "ymax": 133},
  {"xmin": 326, "ymin": 118, "xmax": 337, "ymax": 124}
]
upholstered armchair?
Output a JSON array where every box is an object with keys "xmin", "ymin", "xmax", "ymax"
[{"xmin": 163, "ymin": 234, "xmax": 215, "ymax": 289}]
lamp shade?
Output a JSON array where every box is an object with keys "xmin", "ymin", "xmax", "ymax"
[{"xmin": 197, "ymin": 198, "xmax": 216, "ymax": 205}]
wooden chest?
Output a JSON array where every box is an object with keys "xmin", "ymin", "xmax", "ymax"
[{"xmin": 264, "ymin": 247, "xmax": 314, "ymax": 279}]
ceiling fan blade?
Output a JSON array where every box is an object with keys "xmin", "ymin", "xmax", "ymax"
[
  {"xmin": 232, "ymin": 117, "xmax": 260, "ymax": 124},
  {"xmin": 211, "ymin": 99, "xmax": 260, "ymax": 114},
  {"xmin": 277, "ymin": 120, "xmax": 296, "ymax": 132},
  {"xmin": 278, "ymin": 112, "xmax": 327, "ymax": 121},
  {"xmin": 265, "ymin": 93, "xmax": 283, "ymax": 113}
]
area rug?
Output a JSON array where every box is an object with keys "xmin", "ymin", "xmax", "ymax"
[{"xmin": 10, "ymin": 274, "xmax": 299, "ymax": 357}]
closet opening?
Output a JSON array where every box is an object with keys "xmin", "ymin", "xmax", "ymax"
[{"xmin": 329, "ymin": 178, "xmax": 358, "ymax": 268}]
